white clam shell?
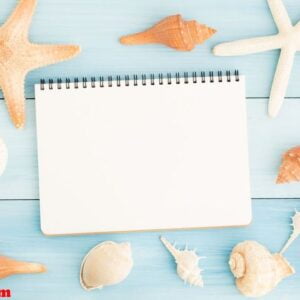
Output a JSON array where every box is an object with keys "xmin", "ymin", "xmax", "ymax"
[
  {"xmin": 0, "ymin": 138, "xmax": 7, "ymax": 176},
  {"xmin": 80, "ymin": 241, "xmax": 133, "ymax": 291}
]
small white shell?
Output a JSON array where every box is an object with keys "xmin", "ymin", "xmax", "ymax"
[
  {"xmin": 80, "ymin": 241, "xmax": 133, "ymax": 291},
  {"xmin": 0, "ymin": 138, "xmax": 7, "ymax": 176},
  {"xmin": 281, "ymin": 210, "xmax": 300, "ymax": 253},
  {"xmin": 161, "ymin": 237, "xmax": 204, "ymax": 287}
]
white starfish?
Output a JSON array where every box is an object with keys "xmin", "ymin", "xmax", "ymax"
[{"xmin": 213, "ymin": 0, "xmax": 300, "ymax": 118}]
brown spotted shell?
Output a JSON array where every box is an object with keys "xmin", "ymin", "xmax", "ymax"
[
  {"xmin": 120, "ymin": 14, "xmax": 216, "ymax": 51},
  {"xmin": 276, "ymin": 146, "xmax": 300, "ymax": 184}
]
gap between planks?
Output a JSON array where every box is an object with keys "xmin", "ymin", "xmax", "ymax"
[
  {"xmin": 0, "ymin": 198, "xmax": 299, "ymax": 201},
  {"xmin": 1, "ymin": 97, "xmax": 300, "ymax": 101}
]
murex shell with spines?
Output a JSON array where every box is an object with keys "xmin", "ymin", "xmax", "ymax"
[
  {"xmin": 120, "ymin": 15, "xmax": 216, "ymax": 51},
  {"xmin": 160, "ymin": 237, "xmax": 204, "ymax": 287}
]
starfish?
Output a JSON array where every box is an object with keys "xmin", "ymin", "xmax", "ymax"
[
  {"xmin": 213, "ymin": 0, "xmax": 300, "ymax": 118},
  {"xmin": 0, "ymin": 0, "xmax": 80, "ymax": 128}
]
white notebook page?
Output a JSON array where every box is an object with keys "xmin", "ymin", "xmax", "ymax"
[{"xmin": 35, "ymin": 75, "xmax": 251, "ymax": 235}]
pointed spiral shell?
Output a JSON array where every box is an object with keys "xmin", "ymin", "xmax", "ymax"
[
  {"xmin": 120, "ymin": 15, "xmax": 216, "ymax": 51},
  {"xmin": 277, "ymin": 146, "xmax": 300, "ymax": 184}
]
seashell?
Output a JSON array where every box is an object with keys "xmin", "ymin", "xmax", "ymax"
[
  {"xmin": 0, "ymin": 138, "xmax": 7, "ymax": 176},
  {"xmin": 276, "ymin": 146, "xmax": 300, "ymax": 184},
  {"xmin": 229, "ymin": 241, "xmax": 295, "ymax": 298},
  {"xmin": 160, "ymin": 237, "xmax": 204, "ymax": 287},
  {"xmin": 280, "ymin": 210, "xmax": 300, "ymax": 254},
  {"xmin": 0, "ymin": 256, "xmax": 46, "ymax": 279},
  {"xmin": 80, "ymin": 241, "xmax": 133, "ymax": 291},
  {"xmin": 120, "ymin": 14, "xmax": 216, "ymax": 51}
]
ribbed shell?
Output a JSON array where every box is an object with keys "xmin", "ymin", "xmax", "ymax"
[
  {"xmin": 277, "ymin": 146, "xmax": 300, "ymax": 184},
  {"xmin": 120, "ymin": 15, "xmax": 216, "ymax": 51}
]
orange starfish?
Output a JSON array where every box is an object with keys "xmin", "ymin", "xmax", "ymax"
[{"xmin": 0, "ymin": 0, "xmax": 80, "ymax": 128}]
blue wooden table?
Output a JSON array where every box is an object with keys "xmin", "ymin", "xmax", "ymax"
[{"xmin": 1, "ymin": 0, "xmax": 300, "ymax": 299}]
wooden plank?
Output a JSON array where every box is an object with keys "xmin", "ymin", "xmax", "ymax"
[
  {"xmin": 1, "ymin": 99, "xmax": 300, "ymax": 199},
  {"xmin": 0, "ymin": 0, "xmax": 300, "ymax": 98},
  {"xmin": 0, "ymin": 199, "xmax": 298, "ymax": 300},
  {"xmin": 0, "ymin": 101, "xmax": 37, "ymax": 200},
  {"xmin": 0, "ymin": 1, "xmax": 299, "ymax": 299}
]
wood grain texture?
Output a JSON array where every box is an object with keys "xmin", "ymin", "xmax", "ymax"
[
  {"xmin": 0, "ymin": 200, "xmax": 299, "ymax": 300},
  {"xmin": 0, "ymin": 0, "xmax": 299, "ymax": 98},
  {"xmin": 0, "ymin": 0, "xmax": 300, "ymax": 299}
]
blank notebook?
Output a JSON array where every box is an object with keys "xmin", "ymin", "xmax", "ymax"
[{"xmin": 35, "ymin": 71, "xmax": 251, "ymax": 235}]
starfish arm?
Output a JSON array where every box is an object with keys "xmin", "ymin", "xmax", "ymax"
[
  {"xmin": 213, "ymin": 35, "xmax": 282, "ymax": 56},
  {"xmin": 25, "ymin": 44, "xmax": 80, "ymax": 70},
  {"xmin": 268, "ymin": 0, "xmax": 293, "ymax": 33},
  {"xmin": 0, "ymin": 0, "xmax": 36, "ymax": 42},
  {"xmin": 0, "ymin": 70, "xmax": 26, "ymax": 129},
  {"xmin": 268, "ymin": 47, "xmax": 295, "ymax": 117}
]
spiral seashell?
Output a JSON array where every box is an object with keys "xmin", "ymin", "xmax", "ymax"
[
  {"xmin": 277, "ymin": 146, "xmax": 300, "ymax": 184},
  {"xmin": 80, "ymin": 241, "xmax": 133, "ymax": 291},
  {"xmin": 161, "ymin": 237, "xmax": 204, "ymax": 287},
  {"xmin": 229, "ymin": 241, "xmax": 294, "ymax": 298},
  {"xmin": 229, "ymin": 252, "xmax": 245, "ymax": 279},
  {"xmin": 120, "ymin": 15, "xmax": 216, "ymax": 51}
]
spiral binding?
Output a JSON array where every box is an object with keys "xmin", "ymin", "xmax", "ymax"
[{"xmin": 39, "ymin": 70, "xmax": 240, "ymax": 90}]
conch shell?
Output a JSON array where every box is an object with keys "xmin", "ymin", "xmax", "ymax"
[
  {"xmin": 0, "ymin": 138, "xmax": 7, "ymax": 176},
  {"xmin": 160, "ymin": 237, "xmax": 204, "ymax": 287},
  {"xmin": 276, "ymin": 146, "xmax": 300, "ymax": 184},
  {"xmin": 120, "ymin": 14, "xmax": 216, "ymax": 51},
  {"xmin": 0, "ymin": 256, "xmax": 46, "ymax": 279},
  {"xmin": 80, "ymin": 241, "xmax": 133, "ymax": 291},
  {"xmin": 229, "ymin": 241, "xmax": 294, "ymax": 298}
]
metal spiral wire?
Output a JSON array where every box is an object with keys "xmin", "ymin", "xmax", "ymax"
[{"xmin": 40, "ymin": 70, "xmax": 240, "ymax": 90}]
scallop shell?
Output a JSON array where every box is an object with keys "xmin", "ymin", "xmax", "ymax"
[
  {"xmin": 120, "ymin": 14, "xmax": 216, "ymax": 51},
  {"xmin": 80, "ymin": 241, "xmax": 133, "ymax": 291},
  {"xmin": 160, "ymin": 237, "xmax": 204, "ymax": 287},
  {"xmin": 0, "ymin": 256, "xmax": 46, "ymax": 279},
  {"xmin": 276, "ymin": 146, "xmax": 300, "ymax": 184},
  {"xmin": 229, "ymin": 241, "xmax": 294, "ymax": 298},
  {"xmin": 0, "ymin": 138, "xmax": 7, "ymax": 176}
]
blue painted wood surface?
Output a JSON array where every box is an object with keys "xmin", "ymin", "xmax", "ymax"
[
  {"xmin": 1, "ymin": 200, "xmax": 300, "ymax": 300},
  {"xmin": 0, "ymin": 0, "xmax": 300, "ymax": 299}
]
